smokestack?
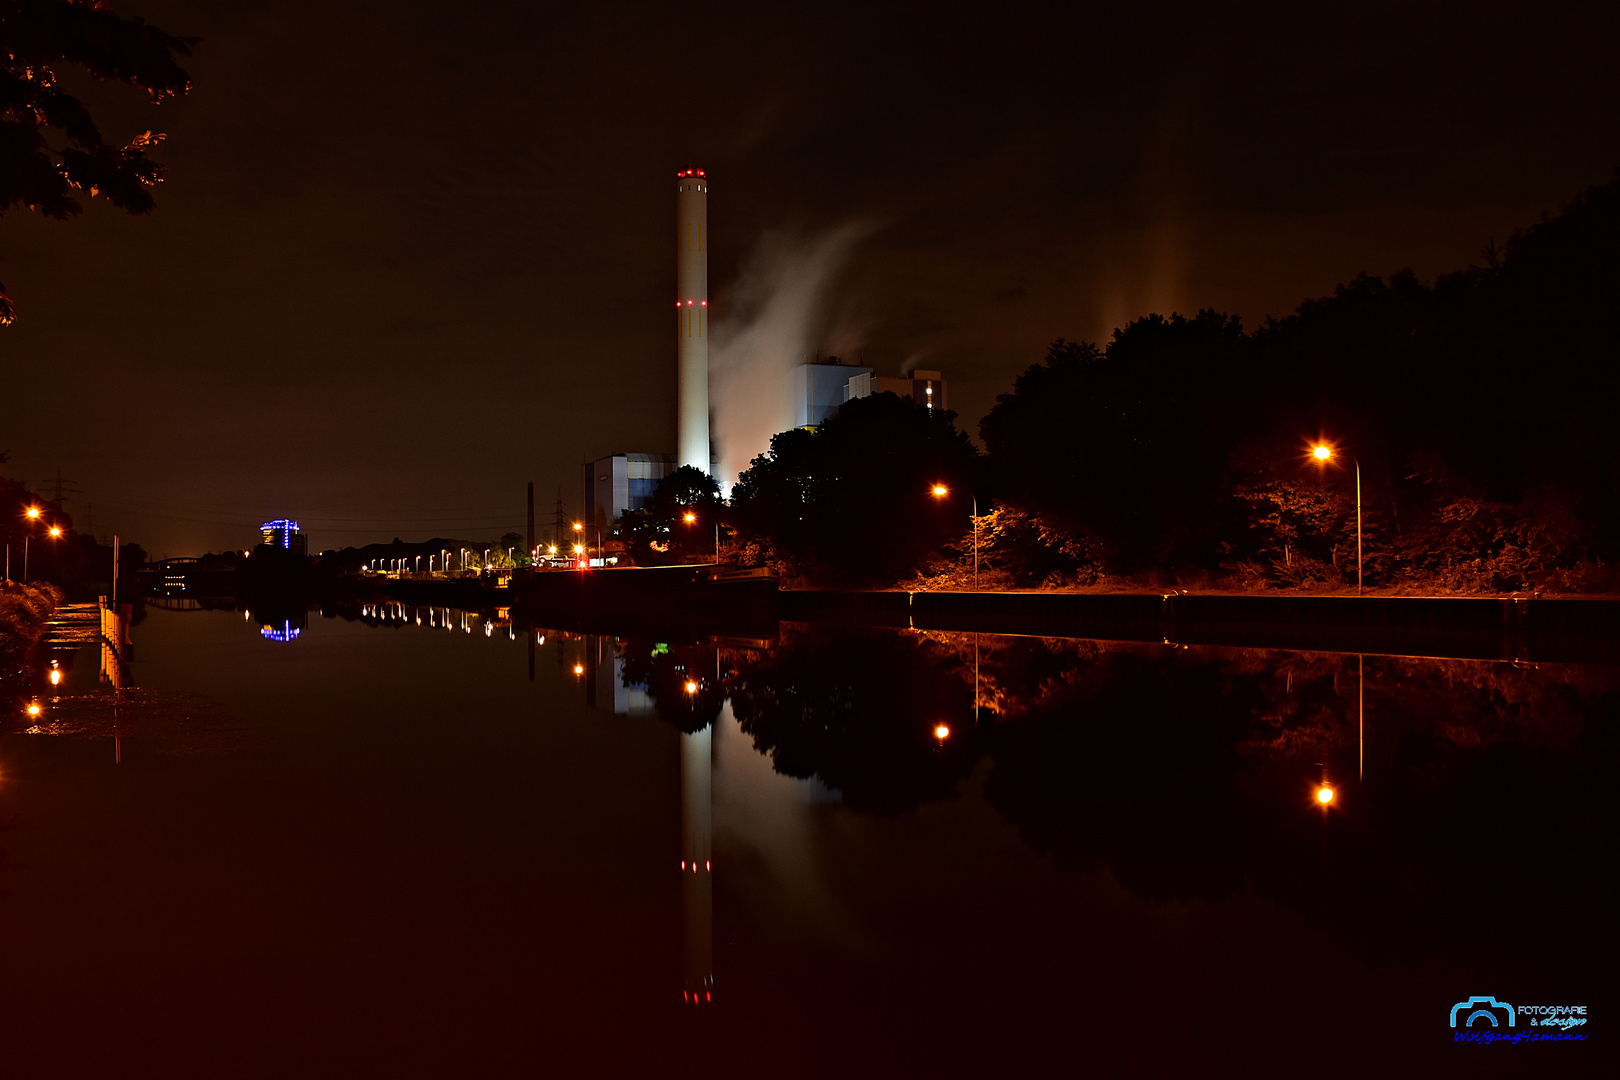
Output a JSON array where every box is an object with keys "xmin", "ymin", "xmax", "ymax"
[
  {"xmin": 676, "ymin": 167, "xmax": 709, "ymax": 473},
  {"xmin": 526, "ymin": 481, "xmax": 535, "ymax": 554}
]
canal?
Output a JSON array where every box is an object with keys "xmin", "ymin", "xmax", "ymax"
[{"xmin": 1, "ymin": 602, "xmax": 1611, "ymax": 1075}]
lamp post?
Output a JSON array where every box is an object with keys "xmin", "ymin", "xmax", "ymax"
[
  {"xmin": 930, "ymin": 486, "xmax": 979, "ymax": 590},
  {"xmin": 683, "ymin": 510, "xmax": 720, "ymax": 564},
  {"xmin": 23, "ymin": 516, "xmax": 61, "ymax": 583},
  {"xmin": 1312, "ymin": 444, "xmax": 1361, "ymax": 595}
]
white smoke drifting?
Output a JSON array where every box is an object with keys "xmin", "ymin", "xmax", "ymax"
[{"xmin": 709, "ymin": 224, "xmax": 872, "ymax": 489}]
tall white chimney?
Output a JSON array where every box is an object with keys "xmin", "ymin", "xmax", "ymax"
[{"xmin": 675, "ymin": 168, "xmax": 709, "ymax": 473}]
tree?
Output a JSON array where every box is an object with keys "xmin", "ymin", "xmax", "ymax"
[
  {"xmin": 1, "ymin": 0, "xmax": 194, "ymax": 323},
  {"xmin": 981, "ymin": 313, "xmax": 1251, "ymax": 573},
  {"xmin": 731, "ymin": 392, "xmax": 980, "ymax": 584},
  {"xmin": 498, "ymin": 531, "xmax": 528, "ymax": 566},
  {"xmin": 616, "ymin": 465, "xmax": 722, "ymax": 565}
]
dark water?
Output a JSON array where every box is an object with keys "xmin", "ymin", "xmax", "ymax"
[{"xmin": 2, "ymin": 603, "xmax": 1613, "ymax": 1076}]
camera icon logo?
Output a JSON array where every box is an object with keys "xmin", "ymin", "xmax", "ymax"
[{"xmin": 1450, "ymin": 996, "xmax": 1516, "ymax": 1028}]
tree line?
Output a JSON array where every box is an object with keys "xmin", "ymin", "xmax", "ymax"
[{"xmin": 711, "ymin": 171, "xmax": 1620, "ymax": 592}]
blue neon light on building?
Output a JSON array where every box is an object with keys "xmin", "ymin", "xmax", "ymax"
[
  {"xmin": 258, "ymin": 519, "xmax": 307, "ymax": 556},
  {"xmin": 261, "ymin": 620, "xmax": 302, "ymax": 642}
]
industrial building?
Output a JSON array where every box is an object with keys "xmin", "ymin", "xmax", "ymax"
[
  {"xmin": 793, "ymin": 359, "xmax": 873, "ymax": 427},
  {"xmin": 583, "ymin": 452, "xmax": 677, "ymax": 532},
  {"xmin": 792, "ymin": 363, "xmax": 948, "ymax": 428}
]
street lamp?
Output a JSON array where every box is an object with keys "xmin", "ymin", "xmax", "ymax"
[
  {"xmin": 930, "ymin": 485, "xmax": 979, "ymax": 590},
  {"xmin": 683, "ymin": 510, "xmax": 720, "ymax": 563},
  {"xmin": 21, "ymin": 509, "xmax": 59, "ymax": 583},
  {"xmin": 1311, "ymin": 444, "xmax": 1361, "ymax": 595}
]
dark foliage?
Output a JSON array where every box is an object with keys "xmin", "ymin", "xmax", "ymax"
[
  {"xmin": 980, "ymin": 172, "xmax": 1620, "ymax": 587},
  {"xmin": 730, "ymin": 392, "xmax": 980, "ymax": 584},
  {"xmin": 981, "ymin": 312, "xmax": 1251, "ymax": 573},
  {"xmin": 617, "ymin": 465, "xmax": 723, "ymax": 566},
  {"xmin": 0, "ymin": 0, "xmax": 194, "ymax": 323}
]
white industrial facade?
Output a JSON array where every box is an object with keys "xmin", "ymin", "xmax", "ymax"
[{"xmin": 584, "ymin": 452, "xmax": 676, "ymax": 531}]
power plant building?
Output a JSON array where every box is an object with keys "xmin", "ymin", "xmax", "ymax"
[
  {"xmin": 584, "ymin": 452, "xmax": 676, "ymax": 530},
  {"xmin": 792, "ymin": 364, "xmax": 949, "ymax": 427},
  {"xmin": 845, "ymin": 369, "xmax": 948, "ymax": 413},
  {"xmin": 793, "ymin": 360, "xmax": 873, "ymax": 427}
]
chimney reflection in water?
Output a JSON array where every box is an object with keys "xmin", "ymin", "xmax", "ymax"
[{"xmin": 681, "ymin": 722, "xmax": 714, "ymax": 1006}]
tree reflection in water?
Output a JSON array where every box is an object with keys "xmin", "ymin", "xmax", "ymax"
[{"xmin": 709, "ymin": 625, "xmax": 1618, "ymax": 985}]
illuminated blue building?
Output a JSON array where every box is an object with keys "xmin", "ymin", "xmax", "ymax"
[
  {"xmin": 260, "ymin": 620, "xmax": 303, "ymax": 643},
  {"xmin": 259, "ymin": 519, "xmax": 307, "ymax": 556}
]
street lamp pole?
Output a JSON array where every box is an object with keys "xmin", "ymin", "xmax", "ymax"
[
  {"xmin": 930, "ymin": 486, "xmax": 979, "ymax": 589},
  {"xmin": 1312, "ymin": 445, "xmax": 1361, "ymax": 596},
  {"xmin": 971, "ymin": 494, "xmax": 979, "ymax": 590},
  {"xmin": 1355, "ymin": 459, "xmax": 1362, "ymax": 596}
]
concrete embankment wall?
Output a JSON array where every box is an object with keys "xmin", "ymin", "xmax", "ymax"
[{"xmin": 780, "ymin": 590, "xmax": 1620, "ymax": 663}]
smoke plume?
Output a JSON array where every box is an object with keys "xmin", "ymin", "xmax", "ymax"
[{"xmin": 710, "ymin": 223, "xmax": 872, "ymax": 489}]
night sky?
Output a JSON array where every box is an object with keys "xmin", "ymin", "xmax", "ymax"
[{"xmin": 3, "ymin": 0, "xmax": 1616, "ymax": 557}]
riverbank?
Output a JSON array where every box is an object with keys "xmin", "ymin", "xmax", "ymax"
[
  {"xmin": 780, "ymin": 588, "xmax": 1620, "ymax": 662},
  {"xmin": 152, "ymin": 566, "xmax": 1620, "ymax": 663},
  {"xmin": 0, "ymin": 581, "xmax": 62, "ymax": 710}
]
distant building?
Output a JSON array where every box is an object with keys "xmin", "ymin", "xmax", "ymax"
[
  {"xmin": 844, "ymin": 368, "xmax": 947, "ymax": 414},
  {"xmin": 584, "ymin": 453, "xmax": 677, "ymax": 529},
  {"xmin": 259, "ymin": 519, "xmax": 307, "ymax": 556},
  {"xmin": 791, "ymin": 362, "xmax": 949, "ymax": 428},
  {"xmin": 793, "ymin": 358, "xmax": 872, "ymax": 428}
]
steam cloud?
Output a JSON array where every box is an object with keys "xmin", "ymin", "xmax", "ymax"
[{"xmin": 709, "ymin": 224, "xmax": 872, "ymax": 489}]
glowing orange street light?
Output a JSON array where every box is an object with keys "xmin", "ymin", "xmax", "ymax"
[
  {"xmin": 684, "ymin": 512, "xmax": 696, "ymax": 523},
  {"xmin": 1316, "ymin": 784, "xmax": 1335, "ymax": 805},
  {"xmin": 931, "ymin": 485, "xmax": 947, "ymax": 497},
  {"xmin": 573, "ymin": 663, "xmax": 584, "ymax": 676},
  {"xmin": 1310, "ymin": 443, "xmax": 1362, "ymax": 595},
  {"xmin": 25, "ymin": 507, "xmax": 40, "ymax": 520},
  {"xmin": 684, "ymin": 680, "xmax": 699, "ymax": 694},
  {"xmin": 25, "ymin": 701, "xmax": 41, "ymax": 717},
  {"xmin": 934, "ymin": 723, "xmax": 951, "ymax": 741},
  {"xmin": 48, "ymin": 526, "xmax": 60, "ymax": 538}
]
